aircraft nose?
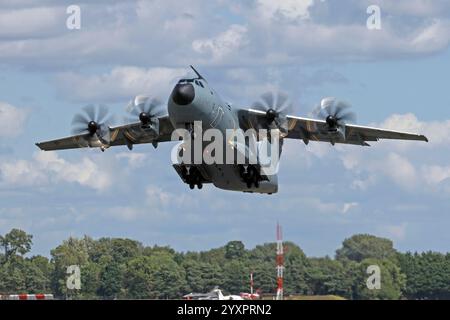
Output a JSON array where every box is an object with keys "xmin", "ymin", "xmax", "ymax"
[{"xmin": 171, "ymin": 83, "xmax": 195, "ymax": 106}]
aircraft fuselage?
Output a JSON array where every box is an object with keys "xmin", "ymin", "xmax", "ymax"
[{"xmin": 167, "ymin": 77, "xmax": 278, "ymax": 194}]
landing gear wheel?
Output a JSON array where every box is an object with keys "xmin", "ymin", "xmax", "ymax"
[
  {"xmin": 246, "ymin": 181, "xmax": 252, "ymax": 188},
  {"xmin": 197, "ymin": 183, "xmax": 203, "ymax": 189},
  {"xmin": 189, "ymin": 183, "xmax": 195, "ymax": 190},
  {"xmin": 254, "ymin": 180, "xmax": 259, "ymax": 188}
]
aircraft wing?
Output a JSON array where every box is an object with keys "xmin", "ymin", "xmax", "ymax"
[
  {"xmin": 284, "ymin": 115, "xmax": 428, "ymax": 145},
  {"xmin": 36, "ymin": 116, "xmax": 175, "ymax": 151},
  {"xmin": 241, "ymin": 109, "xmax": 428, "ymax": 146}
]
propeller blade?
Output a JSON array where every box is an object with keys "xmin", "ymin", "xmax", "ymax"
[
  {"xmin": 83, "ymin": 104, "xmax": 96, "ymax": 121},
  {"xmin": 97, "ymin": 104, "xmax": 109, "ymax": 123},
  {"xmin": 251, "ymin": 101, "xmax": 267, "ymax": 111},
  {"xmin": 130, "ymin": 106, "xmax": 141, "ymax": 117},
  {"xmin": 71, "ymin": 126, "xmax": 88, "ymax": 135},
  {"xmin": 338, "ymin": 111, "xmax": 356, "ymax": 123},
  {"xmin": 274, "ymin": 116, "xmax": 289, "ymax": 136},
  {"xmin": 276, "ymin": 92, "xmax": 287, "ymax": 109},
  {"xmin": 334, "ymin": 101, "xmax": 350, "ymax": 117},
  {"xmin": 261, "ymin": 92, "xmax": 274, "ymax": 109},
  {"xmin": 71, "ymin": 113, "xmax": 90, "ymax": 126}
]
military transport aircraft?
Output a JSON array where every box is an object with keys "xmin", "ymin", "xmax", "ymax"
[{"xmin": 36, "ymin": 66, "xmax": 428, "ymax": 194}]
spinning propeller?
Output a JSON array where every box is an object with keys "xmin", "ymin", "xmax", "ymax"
[
  {"xmin": 126, "ymin": 95, "xmax": 166, "ymax": 127},
  {"xmin": 71, "ymin": 104, "xmax": 114, "ymax": 143},
  {"xmin": 251, "ymin": 91, "xmax": 293, "ymax": 136},
  {"xmin": 314, "ymin": 97, "xmax": 356, "ymax": 130}
]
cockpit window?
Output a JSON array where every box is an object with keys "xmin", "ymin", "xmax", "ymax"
[
  {"xmin": 178, "ymin": 79, "xmax": 195, "ymax": 84},
  {"xmin": 178, "ymin": 76, "xmax": 205, "ymax": 86}
]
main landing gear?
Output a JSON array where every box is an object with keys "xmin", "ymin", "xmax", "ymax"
[
  {"xmin": 181, "ymin": 166, "xmax": 203, "ymax": 190},
  {"xmin": 239, "ymin": 165, "xmax": 260, "ymax": 189}
]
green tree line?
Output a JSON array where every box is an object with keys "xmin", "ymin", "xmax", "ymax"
[{"xmin": 0, "ymin": 229, "xmax": 448, "ymax": 299}]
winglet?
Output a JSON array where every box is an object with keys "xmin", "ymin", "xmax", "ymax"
[{"xmin": 421, "ymin": 135, "xmax": 429, "ymax": 142}]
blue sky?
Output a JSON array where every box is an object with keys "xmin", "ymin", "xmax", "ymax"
[{"xmin": 0, "ymin": 0, "xmax": 449, "ymax": 257}]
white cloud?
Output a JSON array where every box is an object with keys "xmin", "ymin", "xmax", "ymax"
[
  {"xmin": 342, "ymin": 202, "xmax": 358, "ymax": 214},
  {"xmin": 383, "ymin": 153, "xmax": 418, "ymax": 189},
  {"xmin": 108, "ymin": 206, "xmax": 144, "ymax": 222},
  {"xmin": 116, "ymin": 152, "xmax": 147, "ymax": 168},
  {"xmin": 0, "ymin": 151, "xmax": 113, "ymax": 191},
  {"xmin": 379, "ymin": 113, "xmax": 450, "ymax": 147},
  {"xmin": 380, "ymin": 1, "xmax": 450, "ymax": 18},
  {"xmin": 326, "ymin": 114, "xmax": 450, "ymax": 193},
  {"xmin": 256, "ymin": 0, "xmax": 314, "ymax": 22},
  {"xmin": 338, "ymin": 149, "xmax": 419, "ymax": 191},
  {"xmin": 55, "ymin": 66, "xmax": 187, "ymax": 102},
  {"xmin": 146, "ymin": 185, "xmax": 172, "ymax": 206},
  {"xmin": 0, "ymin": 6, "xmax": 64, "ymax": 40},
  {"xmin": 192, "ymin": 24, "xmax": 248, "ymax": 62},
  {"xmin": 421, "ymin": 165, "xmax": 450, "ymax": 186},
  {"xmin": 0, "ymin": 159, "xmax": 47, "ymax": 186},
  {"xmin": 380, "ymin": 223, "xmax": 407, "ymax": 241},
  {"xmin": 0, "ymin": 102, "xmax": 27, "ymax": 137},
  {"xmin": 107, "ymin": 185, "xmax": 195, "ymax": 222},
  {"xmin": 0, "ymin": 1, "xmax": 449, "ymax": 69}
]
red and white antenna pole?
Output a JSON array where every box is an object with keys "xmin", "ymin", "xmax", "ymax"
[
  {"xmin": 250, "ymin": 272, "xmax": 254, "ymax": 295},
  {"xmin": 276, "ymin": 222, "xmax": 284, "ymax": 300}
]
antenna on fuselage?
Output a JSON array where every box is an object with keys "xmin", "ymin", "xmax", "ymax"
[{"xmin": 190, "ymin": 65, "xmax": 206, "ymax": 82}]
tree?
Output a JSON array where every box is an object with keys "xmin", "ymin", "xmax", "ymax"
[
  {"xmin": 28, "ymin": 255, "xmax": 53, "ymax": 292},
  {"xmin": 283, "ymin": 242, "xmax": 309, "ymax": 295},
  {"xmin": 88, "ymin": 237, "xmax": 142, "ymax": 265},
  {"xmin": 251, "ymin": 262, "xmax": 277, "ymax": 295},
  {"xmin": 352, "ymin": 258, "xmax": 406, "ymax": 300},
  {"xmin": 307, "ymin": 257, "xmax": 354, "ymax": 298},
  {"xmin": 23, "ymin": 259, "xmax": 49, "ymax": 293},
  {"xmin": 80, "ymin": 262, "xmax": 101, "ymax": 299},
  {"xmin": 97, "ymin": 262, "xmax": 124, "ymax": 299},
  {"xmin": 0, "ymin": 229, "xmax": 33, "ymax": 262},
  {"xmin": 0, "ymin": 229, "xmax": 448, "ymax": 300},
  {"xmin": 225, "ymin": 241, "xmax": 246, "ymax": 260},
  {"xmin": 222, "ymin": 260, "xmax": 248, "ymax": 294},
  {"xmin": 398, "ymin": 251, "xmax": 450, "ymax": 299},
  {"xmin": 50, "ymin": 237, "xmax": 89, "ymax": 298},
  {"xmin": 125, "ymin": 252, "xmax": 187, "ymax": 299},
  {"xmin": 336, "ymin": 234, "xmax": 397, "ymax": 262}
]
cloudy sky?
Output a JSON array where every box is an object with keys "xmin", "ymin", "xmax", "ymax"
[{"xmin": 0, "ymin": 0, "xmax": 449, "ymax": 257}]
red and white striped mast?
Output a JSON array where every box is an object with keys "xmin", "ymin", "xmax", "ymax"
[{"xmin": 275, "ymin": 222, "xmax": 284, "ymax": 300}]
